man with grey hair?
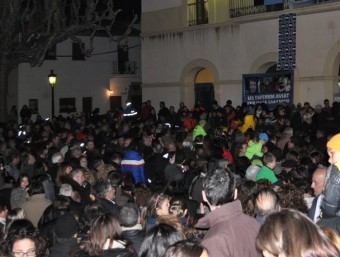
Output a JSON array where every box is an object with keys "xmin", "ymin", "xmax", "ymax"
[
  {"xmin": 92, "ymin": 179, "xmax": 120, "ymax": 218},
  {"xmin": 120, "ymin": 203, "xmax": 145, "ymax": 252},
  {"xmin": 59, "ymin": 183, "xmax": 73, "ymax": 197},
  {"xmin": 50, "ymin": 152, "xmax": 64, "ymax": 182},
  {"xmin": 59, "ymin": 183, "xmax": 82, "ymax": 214},
  {"xmin": 69, "ymin": 167, "xmax": 91, "ymax": 208}
]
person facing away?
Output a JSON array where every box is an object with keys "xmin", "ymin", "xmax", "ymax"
[
  {"xmin": 195, "ymin": 168, "xmax": 261, "ymax": 257},
  {"xmin": 256, "ymin": 152, "xmax": 283, "ymax": 187},
  {"xmin": 256, "ymin": 209, "xmax": 340, "ymax": 257}
]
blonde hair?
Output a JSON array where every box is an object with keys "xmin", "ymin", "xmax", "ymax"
[{"xmin": 321, "ymin": 227, "xmax": 340, "ymax": 252}]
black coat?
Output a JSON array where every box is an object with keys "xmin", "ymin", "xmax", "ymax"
[
  {"xmin": 69, "ymin": 180, "xmax": 91, "ymax": 209},
  {"xmin": 122, "ymin": 229, "xmax": 145, "ymax": 253},
  {"xmin": 71, "ymin": 247, "xmax": 137, "ymax": 257},
  {"xmin": 144, "ymin": 153, "xmax": 168, "ymax": 183},
  {"xmin": 50, "ymin": 238, "xmax": 78, "ymax": 257},
  {"xmin": 96, "ymin": 197, "xmax": 121, "ymax": 219}
]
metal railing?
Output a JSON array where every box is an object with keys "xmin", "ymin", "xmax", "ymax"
[
  {"xmin": 230, "ymin": 0, "xmax": 289, "ymax": 18},
  {"xmin": 113, "ymin": 61, "xmax": 137, "ymax": 75},
  {"xmin": 229, "ymin": 0, "xmax": 339, "ymax": 18},
  {"xmin": 188, "ymin": 0, "xmax": 209, "ymax": 26}
]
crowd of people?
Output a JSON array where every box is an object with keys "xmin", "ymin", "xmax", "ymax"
[{"xmin": 0, "ymin": 98, "xmax": 340, "ymax": 257}]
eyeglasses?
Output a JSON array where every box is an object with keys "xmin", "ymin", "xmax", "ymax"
[{"xmin": 12, "ymin": 249, "xmax": 36, "ymax": 257}]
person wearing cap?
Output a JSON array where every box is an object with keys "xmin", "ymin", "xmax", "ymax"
[
  {"xmin": 50, "ymin": 213, "xmax": 79, "ymax": 257},
  {"xmin": 245, "ymin": 133, "xmax": 268, "ymax": 161},
  {"xmin": 321, "ymin": 133, "xmax": 340, "ymax": 219}
]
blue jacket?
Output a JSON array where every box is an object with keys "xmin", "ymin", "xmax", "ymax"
[{"xmin": 121, "ymin": 150, "xmax": 146, "ymax": 184}]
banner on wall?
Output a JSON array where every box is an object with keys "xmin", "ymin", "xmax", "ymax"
[
  {"xmin": 264, "ymin": 0, "xmax": 283, "ymax": 4},
  {"xmin": 242, "ymin": 71, "xmax": 294, "ymax": 109}
]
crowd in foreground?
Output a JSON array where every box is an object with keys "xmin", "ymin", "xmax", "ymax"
[{"xmin": 0, "ymin": 98, "xmax": 340, "ymax": 257}]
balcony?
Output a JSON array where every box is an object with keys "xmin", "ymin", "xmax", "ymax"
[
  {"xmin": 230, "ymin": 0, "xmax": 289, "ymax": 18},
  {"xmin": 229, "ymin": 0, "xmax": 338, "ymax": 18},
  {"xmin": 188, "ymin": 0, "xmax": 209, "ymax": 26},
  {"xmin": 113, "ymin": 61, "xmax": 138, "ymax": 75}
]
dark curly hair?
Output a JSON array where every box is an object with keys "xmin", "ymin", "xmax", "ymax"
[{"xmin": 4, "ymin": 219, "xmax": 49, "ymax": 257}]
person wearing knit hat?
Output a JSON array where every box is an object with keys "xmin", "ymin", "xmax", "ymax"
[
  {"xmin": 50, "ymin": 213, "xmax": 79, "ymax": 257},
  {"xmin": 320, "ymin": 133, "xmax": 340, "ymax": 231},
  {"xmin": 55, "ymin": 213, "xmax": 79, "ymax": 239}
]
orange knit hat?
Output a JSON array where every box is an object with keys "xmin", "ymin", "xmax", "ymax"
[{"xmin": 327, "ymin": 133, "xmax": 340, "ymax": 151}]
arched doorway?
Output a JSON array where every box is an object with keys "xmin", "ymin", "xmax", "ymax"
[{"xmin": 195, "ymin": 68, "xmax": 215, "ymax": 109}]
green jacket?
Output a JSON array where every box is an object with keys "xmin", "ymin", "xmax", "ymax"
[
  {"xmin": 256, "ymin": 165, "xmax": 278, "ymax": 184},
  {"xmin": 193, "ymin": 125, "xmax": 207, "ymax": 140},
  {"xmin": 245, "ymin": 140, "xmax": 263, "ymax": 160}
]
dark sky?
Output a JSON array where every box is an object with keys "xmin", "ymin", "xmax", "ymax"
[{"xmin": 115, "ymin": 0, "xmax": 141, "ymax": 21}]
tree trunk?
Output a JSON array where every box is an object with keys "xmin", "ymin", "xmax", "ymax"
[{"xmin": 0, "ymin": 55, "xmax": 9, "ymax": 123}]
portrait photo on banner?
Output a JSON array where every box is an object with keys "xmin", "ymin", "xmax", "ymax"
[{"xmin": 242, "ymin": 71, "xmax": 294, "ymax": 109}]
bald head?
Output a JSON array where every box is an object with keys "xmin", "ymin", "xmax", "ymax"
[
  {"xmin": 255, "ymin": 189, "xmax": 280, "ymax": 217},
  {"xmin": 311, "ymin": 167, "xmax": 327, "ymax": 196}
]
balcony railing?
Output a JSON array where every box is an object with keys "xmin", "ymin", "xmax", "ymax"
[
  {"xmin": 113, "ymin": 61, "xmax": 137, "ymax": 75},
  {"xmin": 230, "ymin": 0, "xmax": 340, "ymax": 18},
  {"xmin": 230, "ymin": 0, "xmax": 289, "ymax": 18},
  {"xmin": 188, "ymin": 0, "xmax": 209, "ymax": 26}
]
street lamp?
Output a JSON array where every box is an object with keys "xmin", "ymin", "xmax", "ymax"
[{"xmin": 48, "ymin": 70, "xmax": 57, "ymax": 118}]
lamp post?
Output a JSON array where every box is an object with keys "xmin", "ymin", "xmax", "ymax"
[{"xmin": 48, "ymin": 70, "xmax": 57, "ymax": 118}]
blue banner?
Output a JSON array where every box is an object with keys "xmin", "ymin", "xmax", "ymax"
[{"xmin": 264, "ymin": 0, "xmax": 283, "ymax": 4}]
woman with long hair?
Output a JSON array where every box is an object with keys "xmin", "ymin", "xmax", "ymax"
[
  {"xmin": 139, "ymin": 223, "xmax": 184, "ymax": 257},
  {"xmin": 55, "ymin": 162, "xmax": 73, "ymax": 188},
  {"xmin": 145, "ymin": 193, "xmax": 170, "ymax": 231},
  {"xmin": 79, "ymin": 156, "xmax": 96, "ymax": 185},
  {"xmin": 256, "ymin": 209, "xmax": 340, "ymax": 257},
  {"xmin": 72, "ymin": 213, "xmax": 136, "ymax": 257},
  {"xmin": 10, "ymin": 173, "xmax": 29, "ymax": 209}
]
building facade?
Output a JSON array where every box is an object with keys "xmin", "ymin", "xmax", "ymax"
[
  {"xmin": 9, "ymin": 35, "xmax": 141, "ymax": 120},
  {"xmin": 141, "ymin": 0, "xmax": 340, "ymax": 109}
]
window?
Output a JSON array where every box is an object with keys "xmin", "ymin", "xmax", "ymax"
[
  {"xmin": 188, "ymin": 0, "xmax": 208, "ymax": 26},
  {"xmin": 28, "ymin": 99, "xmax": 38, "ymax": 114},
  {"xmin": 59, "ymin": 98, "xmax": 76, "ymax": 113},
  {"xmin": 44, "ymin": 45, "xmax": 57, "ymax": 60},
  {"xmin": 118, "ymin": 43, "xmax": 129, "ymax": 74}
]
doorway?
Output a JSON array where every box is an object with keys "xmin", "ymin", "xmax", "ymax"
[
  {"xmin": 194, "ymin": 68, "xmax": 215, "ymax": 109},
  {"xmin": 110, "ymin": 96, "xmax": 122, "ymax": 111},
  {"xmin": 82, "ymin": 97, "xmax": 92, "ymax": 115}
]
